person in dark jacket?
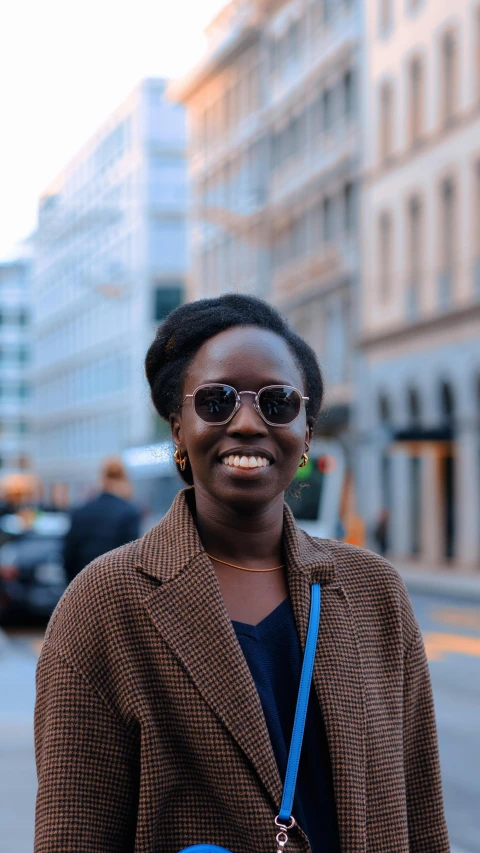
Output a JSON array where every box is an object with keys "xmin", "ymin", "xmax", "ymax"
[{"xmin": 63, "ymin": 457, "xmax": 140, "ymax": 582}]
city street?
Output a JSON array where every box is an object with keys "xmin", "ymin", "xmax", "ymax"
[{"xmin": 1, "ymin": 590, "xmax": 479, "ymax": 853}]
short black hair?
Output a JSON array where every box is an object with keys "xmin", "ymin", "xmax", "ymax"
[{"xmin": 145, "ymin": 293, "xmax": 324, "ymax": 484}]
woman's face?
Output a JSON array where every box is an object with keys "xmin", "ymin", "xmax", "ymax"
[{"xmin": 170, "ymin": 326, "xmax": 312, "ymax": 512}]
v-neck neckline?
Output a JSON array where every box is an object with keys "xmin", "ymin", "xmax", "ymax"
[{"xmin": 231, "ymin": 596, "xmax": 292, "ymax": 640}]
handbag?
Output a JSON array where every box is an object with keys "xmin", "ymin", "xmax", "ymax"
[{"xmin": 180, "ymin": 583, "xmax": 321, "ymax": 853}]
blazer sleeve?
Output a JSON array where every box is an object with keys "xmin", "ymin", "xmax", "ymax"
[
  {"xmin": 402, "ymin": 627, "xmax": 450, "ymax": 852},
  {"xmin": 34, "ymin": 645, "xmax": 139, "ymax": 852}
]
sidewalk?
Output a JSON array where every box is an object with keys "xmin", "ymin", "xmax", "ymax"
[
  {"xmin": 396, "ymin": 564, "xmax": 480, "ymax": 603},
  {"xmin": 0, "ymin": 633, "xmax": 37, "ymax": 853}
]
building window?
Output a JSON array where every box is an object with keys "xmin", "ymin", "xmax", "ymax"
[
  {"xmin": 408, "ymin": 55, "xmax": 424, "ymax": 145},
  {"xmin": 323, "ymin": 0, "xmax": 334, "ymax": 24},
  {"xmin": 343, "ymin": 69, "xmax": 355, "ymax": 120},
  {"xmin": 379, "ymin": 81, "xmax": 394, "ymax": 163},
  {"xmin": 343, "ymin": 182, "xmax": 355, "ymax": 234},
  {"xmin": 440, "ymin": 179, "xmax": 455, "ymax": 271},
  {"xmin": 439, "ymin": 178, "xmax": 456, "ymax": 307},
  {"xmin": 288, "ymin": 22, "xmax": 299, "ymax": 62},
  {"xmin": 407, "ymin": 196, "xmax": 423, "ymax": 317},
  {"xmin": 323, "ymin": 88, "xmax": 334, "ymax": 133},
  {"xmin": 379, "ymin": 0, "xmax": 394, "ymax": 35},
  {"xmin": 153, "ymin": 283, "xmax": 183, "ymax": 322},
  {"xmin": 312, "ymin": 93, "xmax": 323, "ymax": 137},
  {"xmin": 407, "ymin": 387, "xmax": 422, "ymax": 425},
  {"xmin": 378, "ymin": 211, "xmax": 393, "ymax": 300},
  {"xmin": 288, "ymin": 115, "xmax": 301, "ymax": 158},
  {"xmin": 440, "ymin": 29, "xmax": 458, "ymax": 125},
  {"xmin": 323, "ymin": 197, "xmax": 335, "ymax": 243},
  {"xmin": 248, "ymin": 65, "xmax": 258, "ymax": 112},
  {"xmin": 378, "ymin": 392, "xmax": 392, "ymax": 424}
]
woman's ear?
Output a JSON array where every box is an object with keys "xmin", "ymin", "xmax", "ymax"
[{"xmin": 169, "ymin": 413, "xmax": 184, "ymax": 450}]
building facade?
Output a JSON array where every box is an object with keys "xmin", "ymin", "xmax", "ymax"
[
  {"xmin": 32, "ymin": 79, "xmax": 187, "ymax": 502},
  {"xmin": 172, "ymin": 0, "xmax": 361, "ymax": 444},
  {"xmin": 358, "ymin": 0, "xmax": 480, "ymax": 568},
  {"xmin": 0, "ymin": 260, "xmax": 31, "ymax": 475}
]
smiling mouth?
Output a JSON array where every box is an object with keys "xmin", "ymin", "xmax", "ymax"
[{"xmin": 220, "ymin": 454, "xmax": 271, "ymax": 469}]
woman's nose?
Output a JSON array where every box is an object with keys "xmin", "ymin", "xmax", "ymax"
[{"xmin": 226, "ymin": 397, "xmax": 268, "ymax": 435}]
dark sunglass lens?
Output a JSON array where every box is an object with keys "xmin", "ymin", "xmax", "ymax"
[
  {"xmin": 259, "ymin": 387, "xmax": 301, "ymax": 424},
  {"xmin": 194, "ymin": 385, "xmax": 237, "ymax": 423}
]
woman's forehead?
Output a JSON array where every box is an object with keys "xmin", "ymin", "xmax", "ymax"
[{"xmin": 185, "ymin": 326, "xmax": 304, "ymax": 388}]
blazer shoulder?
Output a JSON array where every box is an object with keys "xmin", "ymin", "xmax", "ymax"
[
  {"xmin": 317, "ymin": 538, "xmax": 418, "ymax": 636},
  {"xmin": 44, "ymin": 538, "xmax": 148, "ymax": 654}
]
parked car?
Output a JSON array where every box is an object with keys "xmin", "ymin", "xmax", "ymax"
[{"xmin": 0, "ymin": 512, "xmax": 70, "ymax": 623}]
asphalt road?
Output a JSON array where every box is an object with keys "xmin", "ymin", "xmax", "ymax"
[{"xmin": 0, "ymin": 591, "xmax": 479, "ymax": 853}]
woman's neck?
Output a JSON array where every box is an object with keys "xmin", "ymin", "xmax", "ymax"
[{"xmin": 192, "ymin": 484, "xmax": 285, "ymax": 567}]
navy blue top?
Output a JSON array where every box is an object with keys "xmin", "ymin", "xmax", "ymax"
[{"xmin": 232, "ymin": 597, "xmax": 341, "ymax": 853}]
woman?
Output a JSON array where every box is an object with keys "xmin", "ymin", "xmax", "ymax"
[{"xmin": 34, "ymin": 294, "xmax": 449, "ymax": 853}]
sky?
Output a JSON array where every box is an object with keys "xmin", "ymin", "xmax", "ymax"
[{"xmin": 0, "ymin": 0, "xmax": 226, "ymax": 261}]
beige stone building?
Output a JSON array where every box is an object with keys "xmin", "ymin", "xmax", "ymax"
[
  {"xmin": 171, "ymin": 0, "xmax": 361, "ymax": 442},
  {"xmin": 359, "ymin": 0, "xmax": 480, "ymax": 568}
]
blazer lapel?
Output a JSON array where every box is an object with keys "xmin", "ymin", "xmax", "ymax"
[
  {"xmin": 284, "ymin": 507, "xmax": 367, "ymax": 853},
  {"xmin": 136, "ymin": 491, "xmax": 283, "ymax": 810}
]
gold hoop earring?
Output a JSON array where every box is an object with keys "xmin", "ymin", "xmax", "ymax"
[
  {"xmin": 299, "ymin": 442, "xmax": 310, "ymax": 468},
  {"xmin": 173, "ymin": 448, "xmax": 187, "ymax": 472}
]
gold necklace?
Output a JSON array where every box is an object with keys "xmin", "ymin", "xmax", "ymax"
[{"xmin": 205, "ymin": 552, "xmax": 284, "ymax": 573}]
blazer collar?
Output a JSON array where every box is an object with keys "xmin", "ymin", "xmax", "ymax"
[
  {"xmin": 135, "ymin": 487, "xmax": 337, "ymax": 587},
  {"xmin": 136, "ymin": 490, "xmax": 365, "ymax": 852}
]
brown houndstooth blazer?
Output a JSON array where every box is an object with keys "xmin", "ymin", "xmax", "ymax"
[{"xmin": 34, "ymin": 488, "xmax": 449, "ymax": 853}]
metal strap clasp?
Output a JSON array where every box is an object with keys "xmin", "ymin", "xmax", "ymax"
[{"xmin": 275, "ymin": 815, "xmax": 296, "ymax": 853}]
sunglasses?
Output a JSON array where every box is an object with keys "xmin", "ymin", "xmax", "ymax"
[{"xmin": 183, "ymin": 384, "xmax": 309, "ymax": 427}]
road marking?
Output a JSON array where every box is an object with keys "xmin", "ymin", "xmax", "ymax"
[
  {"xmin": 432, "ymin": 606, "xmax": 480, "ymax": 631},
  {"xmin": 423, "ymin": 631, "xmax": 480, "ymax": 661}
]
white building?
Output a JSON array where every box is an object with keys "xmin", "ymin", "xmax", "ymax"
[
  {"xmin": 171, "ymin": 0, "xmax": 361, "ymax": 445},
  {"xmin": 32, "ymin": 79, "xmax": 187, "ymax": 502},
  {"xmin": 358, "ymin": 0, "xmax": 480, "ymax": 568},
  {"xmin": 0, "ymin": 260, "xmax": 31, "ymax": 475}
]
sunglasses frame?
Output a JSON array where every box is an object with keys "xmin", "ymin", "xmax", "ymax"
[{"xmin": 183, "ymin": 383, "xmax": 309, "ymax": 427}]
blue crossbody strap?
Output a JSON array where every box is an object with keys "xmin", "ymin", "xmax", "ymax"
[
  {"xmin": 277, "ymin": 583, "xmax": 321, "ymax": 824},
  {"xmin": 178, "ymin": 584, "xmax": 321, "ymax": 853}
]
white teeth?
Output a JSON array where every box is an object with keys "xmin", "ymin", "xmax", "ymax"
[{"xmin": 221, "ymin": 454, "xmax": 271, "ymax": 468}]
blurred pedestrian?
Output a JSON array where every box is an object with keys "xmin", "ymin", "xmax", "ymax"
[{"xmin": 62, "ymin": 457, "xmax": 140, "ymax": 582}]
